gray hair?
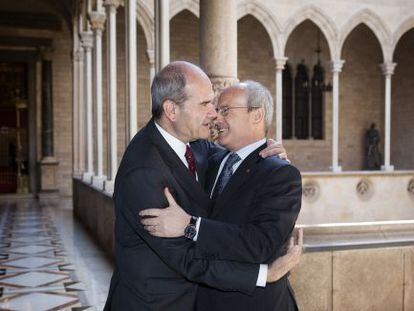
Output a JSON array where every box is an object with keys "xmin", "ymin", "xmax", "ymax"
[
  {"xmin": 237, "ymin": 80, "xmax": 274, "ymax": 132},
  {"xmin": 151, "ymin": 64, "xmax": 188, "ymax": 119}
]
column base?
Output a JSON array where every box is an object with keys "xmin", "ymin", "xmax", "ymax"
[
  {"xmin": 82, "ymin": 172, "xmax": 94, "ymax": 183},
  {"xmin": 330, "ymin": 165, "xmax": 342, "ymax": 172},
  {"xmin": 92, "ymin": 175, "xmax": 106, "ymax": 190},
  {"xmin": 381, "ymin": 165, "xmax": 394, "ymax": 172},
  {"xmin": 104, "ymin": 180, "xmax": 114, "ymax": 195},
  {"xmin": 40, "ymin": 157, "xmax": 59, "ymax": 192}
]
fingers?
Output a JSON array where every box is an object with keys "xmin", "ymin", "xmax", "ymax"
[
  {"xmin": 139, "ymin": 208, "xmax": 161, "ymax": 217},
  {"xmin": 141, "ymin": 217, "xmax": 159, "ymax": 226},
  {"xmin": 164, "ymin": 187, "xmax": 177, "ymax": 206},
  {"xmin": 288, "ymin": 236, "xmax": 294, "ymax": 249}
]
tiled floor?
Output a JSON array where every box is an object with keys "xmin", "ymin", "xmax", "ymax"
[{"xmin": 0, "ymin": 199, "xmax": 113, "ymax": 311}]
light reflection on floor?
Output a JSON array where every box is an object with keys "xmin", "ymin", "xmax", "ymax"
[{"xmin": 0, "ymin": 199, "xmax": 112, "ymax": 310}]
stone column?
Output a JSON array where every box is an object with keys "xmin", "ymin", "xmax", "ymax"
[
  {"xmin": 80, "ymin": 31, "xmax": 94, "ymax": 182},
  {"xmin": 89, "ymin": 10, "xmax": 106, "ymax": 189},
  {"xmin": 154, "ymin": 0, "xmax": 170, "ymax": 72},
  {"xmin": 75, "ymin": 48, "xmax": 85, "ymax": 175},
  {"xmin": 125, "ymin": 0, "xmax": 138, "ymax": 142},
  {"xmin": 147, "ymin": 49, "xmax": 155, "ymax": 114},
  {"xmin": 39, "ymin": 53, "xmax": 59, "ymax": 194},
  {"xmin": 380, "ymin": 62, "xmax": 397, "ymax": 171},
  {"xmin": 104, "ymin": 0, "xmax": 121, "ymax": 193},
  {"xmin": 329, "ymin": 60, "xmax": 345, "ymax": 172},
  {"xmin": 275, "ymin": 57, "xmax": 287, "ymax": 142},
  {"xmin": 200, "ymin": 0, "xmax": 238, "ymax": 92},
  {"xmin": 147, "ymin": 49, "xmax": 155, "ymax": 85}
]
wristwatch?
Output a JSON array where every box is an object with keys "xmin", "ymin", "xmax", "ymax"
[{"xmin": 184, "ymin": 216, "xmax": 198, "ymax": 240}]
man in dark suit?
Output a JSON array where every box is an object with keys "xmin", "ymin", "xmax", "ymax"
[
  {"xmin": 141, "ymin": 80, "xmax": 302, "ymax": 310},
  {"xmin": 104, "ymin": 62, "xmax": 299, "ymax": 311}
]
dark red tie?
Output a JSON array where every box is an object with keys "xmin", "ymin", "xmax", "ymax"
[{"xmin": 185, "ymin": 145, "xmax": 197, "ymax": 177}]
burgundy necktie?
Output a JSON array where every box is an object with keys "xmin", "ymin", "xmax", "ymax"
[{"xmin": 185, "ymin": 145, "xmax": 197, "ymax": 177}]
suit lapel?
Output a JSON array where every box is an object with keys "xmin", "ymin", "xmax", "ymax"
[
  {"xmin": 191, "ymin": 142, "xmax": 207, "ymax": 188},
  {"xmin": 147, "ymin": 120, "xmax": 210, "ymax": 211},
  {"xmin": 211, "ymin": 143, "xmax": 266, "ymax": 218}
]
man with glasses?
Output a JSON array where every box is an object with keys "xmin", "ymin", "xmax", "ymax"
[
  {"xmin": 104, "ymin": 62, "xmax": 301, "ymax": 311},
  {"xmin": 141, "ymin": 80, "xmax": 302, "ymax": 311}
]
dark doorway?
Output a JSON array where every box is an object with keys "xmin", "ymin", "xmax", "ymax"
[{"xmin": 0, "ymin": 62, "xmax": 29, "ymax": 194}]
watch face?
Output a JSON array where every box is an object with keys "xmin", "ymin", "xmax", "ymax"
[{"xmin": 184, "ymin": 225, "xmax": 196, "ymax": 239}]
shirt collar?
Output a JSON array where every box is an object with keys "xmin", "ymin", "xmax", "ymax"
[
  {"xmin": 234, "ymin": 138, "xmax": 267, "ymax": 161},
  {"xmin": 155, "ymin": 121, "xmax": 188, "ymax": 164}
]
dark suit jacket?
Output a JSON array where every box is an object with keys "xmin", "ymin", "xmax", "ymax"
[
  {"xmin": 104, "ymin": 119, "xmax": 260, "ymax": 311},
  {"xmin": 196, "ymin": 143, "xmax": 302, "ymax": 311}
]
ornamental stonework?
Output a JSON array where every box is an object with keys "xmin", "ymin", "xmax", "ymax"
[
  {"xmin": 302, "ymin": 180, "xmax": 320, "ymax": 203},
  {"xmin": 356, "ymin": 178, "xmax": 373, "ymax": 201},
  {"xmin": 210, "ymin": 76, "xmax": 239, "ymax": 94},
  {"xmin": 408, "ymin": 179, "xmax": 414, "ymax": 199}
]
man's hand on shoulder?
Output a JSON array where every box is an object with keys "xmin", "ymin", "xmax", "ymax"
[
  {"xmin": 139, "ymin": 188, "xmax": 190, "ymax": 238},
  {"xmin": 267, "ymin": 228, "xmax": 303, "ymax": 283},
  {"xmin": 259, "ymin": 139, "xmax": 290, "ymax": 162}
]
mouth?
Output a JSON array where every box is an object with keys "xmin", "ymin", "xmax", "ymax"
[{"xmin": 217, "ymin": 127, "xmax": 228, "ymax": 136}]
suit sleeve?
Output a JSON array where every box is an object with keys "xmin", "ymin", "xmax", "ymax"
[
  {"xmin": 116, "ymin": 167, "xmax": 259, "ymax": 294},
  {"xmin": 195, "ymin": 165, "xmax": 302, "ymax": 264}
]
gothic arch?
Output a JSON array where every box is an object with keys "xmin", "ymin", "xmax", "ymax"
[
  {"xmin": 283, "ymin": 5, "xmax": 337, "ymax": 60},
  {"xmin": 237, "ymin": 0, "xmax": 282, "ymax": 57},
  {"xmin": 136, "ymin": 0, "xmax": 154, "ymax": 51},
  {"xmin": 170, "ymin": 0, "xmax": 199, "ymax": 19},
  {"xmin": 339, "ymin": 9, "xmax": 391, "ymax": 62},
  {"xmin": 392, "ymin": 16, "xmax": 414, "ymax": 59}
]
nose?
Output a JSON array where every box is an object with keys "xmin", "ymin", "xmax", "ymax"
[{"xmin": 207, "ymin": 103, "xmax": 217, "ymax": 119}]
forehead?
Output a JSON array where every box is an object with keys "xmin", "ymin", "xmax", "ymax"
[
  {"xmin": 218, "ymin": 88, "xmax": 247, "ymax": 107},
  {"xmin": 185, "ymin": 75, "xmax": 214, "ymax": 101}
]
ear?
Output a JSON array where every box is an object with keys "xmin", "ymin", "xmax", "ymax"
[
  {"xmin": 251, "ymin": 107, "xmax": 264, "ymax": 125},
  {"xmin": 162, "ymin": 100, "xmax": 177, "ymax": 122}
]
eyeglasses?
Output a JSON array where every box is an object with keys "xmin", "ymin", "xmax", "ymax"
[{"xmin": 215, "ymin": 106, "xmax": 260, "ymax": 117}]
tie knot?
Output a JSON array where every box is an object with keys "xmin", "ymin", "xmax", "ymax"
[
  {"xmin": 226, "ymin": 152, "xmax": 241, "ymax": 169},
  {"xmin": 185, "ymin": 145, "xmax": 197, "ymax": 176}
]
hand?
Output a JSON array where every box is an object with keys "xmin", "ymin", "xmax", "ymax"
[
  {"xmin": 259, "ymin": 139, "xmax": 290, "ymax": 163},
  {"xmin": 139, "ymin": 188, "xmax": 191, "ymax": 237},
  {"xmin": 267, "ymin": 228, "xmax": 303, "ymax": 283}
]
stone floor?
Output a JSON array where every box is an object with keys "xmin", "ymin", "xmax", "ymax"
[{"xmin": 0, "ymin": 198, "xmax": 113, "ymax": 311}]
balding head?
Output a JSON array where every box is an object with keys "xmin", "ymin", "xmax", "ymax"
[{"xmin": 151, "ymin": 61, "xmax": 210, "ymax": 119}]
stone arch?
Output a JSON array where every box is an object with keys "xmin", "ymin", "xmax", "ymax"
[
  {"xmin": 237, "ymin": 0, "xmax": 282, "ymax": 57},
  {"xmin": 170, "ymin": 0, "xmax": 199, "ymax": 19},
  {"xmin": 136, "ymin": 0, "xmax": 154, "ymax": 51},
  {"xmin": 339, "ymin": 9, "xmax": 391, "ymax": 62},
  {"xmin": 283, "ymin": 5, "xmax": 337, "ymax": 60},
  {"xmin": 392, "ymin": 16, "xmax": 414, "ymax": 59}
]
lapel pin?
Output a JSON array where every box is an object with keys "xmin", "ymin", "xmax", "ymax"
[{"xmin": 246, "ymin": 169, "xmax": 250, "ymax": 173}]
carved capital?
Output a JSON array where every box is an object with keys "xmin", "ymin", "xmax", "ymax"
[
  {"xmin": 274, "ymin": 57, "xmax": 288, "ymax": 71},
  {"xmin": 74, "ymin": 48, "xmax": 85, "ymax": 62},
  {"xmin": 104, "ymin": 0, "xmax": 122, "ymax": 12},
  {"xmin": 146, "ymin": 49, "xmax": 155, "ymax": 64},
  {"xmin": 210, "ymin": 76, "xmax": 239, "ymax": 94},
  {"xmin": 379, "ymin": 62, "xmax": 397, "ymax": 77},
  {"xmin": 88, "ymin": 11, "xmax": 106, "ymax": 31},
  {"xmin": 329, "ymin": 59, "xmax": 345, "ymax": 73},
  {"xmin": 80, "ymin": 31, "xmax": 94, "ymax": 50}
]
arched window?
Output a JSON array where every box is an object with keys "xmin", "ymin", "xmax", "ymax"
[
  {"xmin": 294, "ymin": 62, "xmax": 309, "ymax": 139},
  {"xmin": 311, "ymin": 61, "xmax": 324, "ymax": 139},
  {"xmin": 282, "ymin": 64, "xmax": 293, "ymax": 139}
]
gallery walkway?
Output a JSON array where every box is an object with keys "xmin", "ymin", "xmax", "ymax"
[{"xmin": 0, "ymin": 199, "xmax": 112, "ymax": 310}]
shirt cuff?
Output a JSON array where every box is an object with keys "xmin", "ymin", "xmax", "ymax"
[
  {"xmin": 256, "ymin": 264, "xmax": 268, "ymax": 287},
  {"xmin": 192, "ymin": 217, "xmax": 202, "ymax": 241}
]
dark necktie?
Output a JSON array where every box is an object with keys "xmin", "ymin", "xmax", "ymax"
[
  {"xmin": 211, "ymin": 152, "xmax": 241, "ymax": 200},
  {"xmin": 185, "ymin": 145, "xmax": 197, "ymax": 177}
]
